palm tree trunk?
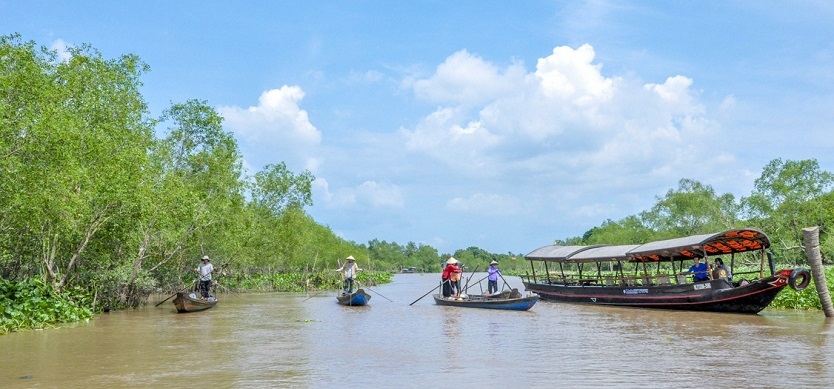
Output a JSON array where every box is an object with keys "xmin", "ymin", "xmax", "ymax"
[{"xmin": 803, "ymin": 226, "xmax": 834, "ymax": 318}]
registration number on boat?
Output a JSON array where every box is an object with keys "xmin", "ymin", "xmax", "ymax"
[
  {"xmin": 694, "ymin": 283, "xmax": 712, "ymax": 290},
  {"xmin": 623, "ymin": 288, "xmax": 649, "ymax": 295}
]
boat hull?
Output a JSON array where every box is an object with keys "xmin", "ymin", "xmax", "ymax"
[
  {"xmin": 172, "ymin": 292, "xmax": 217, "ymax": 313},
  {"xmin": 432, "ymin": 290, "xmax": 539, "ymax": 311},
  {"xmin": 336, "ymin": 289, "xmax": 371, "ymax": 306},
  {"xmin": 523, "ymin": 276, "xmax": 787, "ymax": 314}
]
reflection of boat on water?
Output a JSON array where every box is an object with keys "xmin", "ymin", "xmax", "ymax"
[
  {"xmin": 172, "ymin": 292, "xmax": 217, "ymax": 313},
  {"xmin": 432, "ymin": 289, "xmax": 539, "ymax": 311},
  {"xmin": 401, "ymin": 267, "xmax": 417, "ymax": 273},
  {"xmin": 336, "ymin": 289, "xmax": 371, "ymax": 306},
  {"xmin": 521, "ymin": 228, "xmax": 812, "ymax": 314}
]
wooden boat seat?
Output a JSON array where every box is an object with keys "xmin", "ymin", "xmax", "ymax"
[
  {"xmin": 675, "ymin": 274, "xmax": 688, "ymax": 285},
  {"xmin": 641, "ymin": 276, "xmax": 652, "ymax": 286},
  {"xmin": 656, "ymin": 275, "xmax": 671, "ymax": 285},
  {"xmin": 603, "ymin": 276, "xmax": 614, "ymax": 286}
]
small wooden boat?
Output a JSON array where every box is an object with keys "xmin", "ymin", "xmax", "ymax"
[
  {"xmin": 172, "ymin": 292, "xmax": 217, "ymax": 313},
  {"xmin": 336, "ymin": 289, "xmax": 371, "ymax": 306},
  {"xmin": 432, "ymin": 288, "xmax": 539, "ymax": 311}
]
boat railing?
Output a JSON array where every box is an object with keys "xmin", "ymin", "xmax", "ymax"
[{"xmin": 524, "ymin": 272, "xmax": 699, "ymax": 287}]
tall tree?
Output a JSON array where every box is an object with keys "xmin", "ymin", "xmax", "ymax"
[
  {"xmin": 640, "ymin": 179, "xmax": 738, "ymax": 238},
  {"xmin": 741, "ymin": 158, "xmax": 834, "ymax": 261}
]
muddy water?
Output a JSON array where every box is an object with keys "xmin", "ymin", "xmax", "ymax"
[{"xmin": 2, "ymin": 273, "xmax": 833, "ymax": 388}]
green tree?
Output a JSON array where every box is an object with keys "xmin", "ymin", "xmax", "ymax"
[
  {"xmin": 741, "ymin": 158, "xmax": 834, "ymax": 262},
  {"xmin": 640, "ymin": 179, "xmax": 738, "ymax": 238}
]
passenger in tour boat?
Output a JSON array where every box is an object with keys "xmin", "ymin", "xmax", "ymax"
[
  {"xmin": 683, "ymin": 257, "xmax": 710, "ymax": 282},
  {"xmin": 712, "ymin": 257, "xmax": 732, "ymax": 281}
]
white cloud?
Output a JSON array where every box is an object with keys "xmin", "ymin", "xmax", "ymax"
[
  {"xmin": 534, "ymin": 44, "xmax": 615, "ymax": 105},
  {"xmin": 446, "ymin": 193, "xmax": 521, "ymax": 216},
  {"xmin": 401, "ymin": 44, "xmax": 715, "ymax": 187},
  {"xmin": 218, "ymin": 85, "xmax": 321, "ymax": 173},
  {"xmin": 315, "ymin": 179, "xmax": 405, "ymax": 209},
  {"xmin": 50, "ymin": 39, "xmax": 72, "ymax": 62},
  {"xmin": 409, "ymin": 50, "xmax": 526, "ymax": 106}
]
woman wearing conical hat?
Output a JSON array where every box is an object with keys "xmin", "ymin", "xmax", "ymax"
[{"xmin": 336, "ymin": 255, "xmax": 361, "ymax": 294}]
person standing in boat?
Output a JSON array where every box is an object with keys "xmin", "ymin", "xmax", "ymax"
[
  {"xmin": 712, "ymin": 257, "xmax": 732, "ymax": 281},
  {"xmin": 487, "ymin": 260, "xmax": 501, "ymax": 295},
  {"xmin": 336, "ymin": 256, "xmax": 361, "ymax": 295},
  {"xmin": 195, "ymin": 255, "xmax": 215, "ymax": 300},
  {"xmin": 441, "ymin": 257, "xmax": 461, "ymax": 298},
  {"xmin": 684, "ymin": 257, "xmax": 710, "ymax": 282}
]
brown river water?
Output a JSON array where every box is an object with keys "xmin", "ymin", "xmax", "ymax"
[{"xmin": 2, "ymin": 273, "xmax": 833, "ymax": 388}]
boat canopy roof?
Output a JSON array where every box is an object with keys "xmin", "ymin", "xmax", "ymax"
[{"xmin": 525, "ymin": 228, "xmax": 770, "ymax": 263}]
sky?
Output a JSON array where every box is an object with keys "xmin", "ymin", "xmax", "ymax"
[{"xmin": 3, "ymin": 1, "xmax": 834, "ymax": 255}]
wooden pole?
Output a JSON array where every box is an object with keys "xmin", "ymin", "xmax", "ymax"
[
  {"xmin": 802, "ymin": 226, "xmax": 834, "ymax": 318},
  {"xmin": 409, "ymin": 282, "xmax": 441, "ymax": 306}
]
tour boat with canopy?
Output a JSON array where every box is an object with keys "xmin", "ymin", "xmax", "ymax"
[{"xmin": 520, "ymin": 228, "xmax": 811, "ymax": 314}]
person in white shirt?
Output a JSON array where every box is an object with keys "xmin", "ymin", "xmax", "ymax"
[
  {"xmin": 336, "ymin": 256, "xmax": 361, "ymax": 294},
  {"xmin": 196, "ymin": 255, "xmax": 215, "ymax": 299}
]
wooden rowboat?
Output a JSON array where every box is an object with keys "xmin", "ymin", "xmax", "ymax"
[
  {"xmin": 172, "ymin": 292, "xmax": 217, "ymax": 313},
  {"xmin": 432, "ymin": 288, "xmax": 539, "ymax": 311},
  {"xmin": 336, "ymin": 289, "xmax": 371, "ymax": 306}
]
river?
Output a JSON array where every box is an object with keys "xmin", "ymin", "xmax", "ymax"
[{"xmin": 2, "ymin": 273, "xmax": 833, "ymax": 388}]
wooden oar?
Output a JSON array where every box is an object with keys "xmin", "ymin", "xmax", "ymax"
[
  {"xmin": 460, "ymin": 265, "xmax": 479, "ymax": 295},
  {"xmin": 357, "ymin": 280, "xmax": 393, "ymax": 302},
  {"xmin": 463, "ymin": 275, "xmax": 489, "ymax": 294},
  {"xmin": 409, "ymin": 282, "xmax": 442, "ymax": 306},
  {"xmin": 155, "ymin": 282, "xmax": 194, "ymax": 307},
  {"xmin": 498, "ymin": 271, "xmax": 514, "ymax": 291},
  {"xmin": 215, "ymin": 283, "xmax": 244, "ymax": 301},
  {"xmin": 155, "ymin": 290, "xmax": 181, "ymax": 307}
]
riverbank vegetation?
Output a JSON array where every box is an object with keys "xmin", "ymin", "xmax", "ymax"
[{"xmin": 2, "ymin": 35, "xmax": 834, "ymax": 333}]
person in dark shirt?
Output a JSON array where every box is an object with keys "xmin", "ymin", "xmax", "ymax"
[{"xmin": 712, "ymin": 257, "xmax": 732, "ymax": 281}]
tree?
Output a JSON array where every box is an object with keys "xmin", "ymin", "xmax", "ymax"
[
  {"xmin": 741, "ymin": 158, "xmax": 834, "ymax": 262},
  {"xmin": 640, "ymin": 178, "xmax": 738, "ymax": 238},
  {"xmin": 0, "ymin": 35, "xmax": 154, "ymax": 292}
]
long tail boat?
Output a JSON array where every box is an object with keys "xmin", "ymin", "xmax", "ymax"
[
  {"xmin": 172, "ymin": 292, "xmax": 217, "ymax": 313},
  {"xmin": 432, "ymin": 288, "xmax": 539, "ymax": 311},
  {"xmin": 336, "ymin": 288, "xmax": 371, "ymax": 306},
  {"xmin": 520, "ymin": 228, "xmax": 811, "ymax": 314}
]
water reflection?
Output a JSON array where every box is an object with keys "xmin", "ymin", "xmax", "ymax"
[{"xmin": 1, "ymin": 273, "xmax": 833, "ymax": 388}]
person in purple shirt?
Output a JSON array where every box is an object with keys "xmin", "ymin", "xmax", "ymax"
[{"xmin": 487, "ymin": 260, "xmax": 501, "ymax": 294}]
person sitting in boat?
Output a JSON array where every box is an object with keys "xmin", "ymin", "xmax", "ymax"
[
  {"xmin": 441, "ymin": 257, "xmax": 461, "ymax": 298},
  {"xmin": 487, "ymin": 260, "xmax": 501, "ymax": 295},
  {"xmin": 336, "ymin": 256, "xmax": 361, "ymax": 295},
  {"xmin": 712, "ymin": 257, "xmax": 732, "ymax": 281},
  {"xmin": 683, "ymin": 257, "xmax": 710, "ymax": 283},
  {"xmin": 195, "ymin": 255, "xmax": 215, "ymax": 300}
]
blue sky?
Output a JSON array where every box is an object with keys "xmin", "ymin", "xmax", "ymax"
[{"xmin": 3, "ymin": 1, "xmax": 833, "ymax": 255}]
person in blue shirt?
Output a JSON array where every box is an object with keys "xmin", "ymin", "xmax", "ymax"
[{"xmin": 684, "ymin": 257, "xmax": 710, "ymax": 282}]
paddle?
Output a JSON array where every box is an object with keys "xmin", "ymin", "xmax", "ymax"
[
  {"xmin": 215, "ymin": 283, "xmax": 244, "ymax": 301},
  {"xmin": 409, "ymin": 282, "xmax": 443, "ymax": 306},
  {"xmin": 356, "ymin": 279, "xmax": 393, "ymax": 302},
  {"xmin": 155, "ymin": 279, "xmax": 198, "ymax": 307},
  {"xmin": 463, "ymin": 275, "xmax": 489, "ymax": 294},
  {"xmin": 459, "ymin": 265, "xmax": 479, "ymax": 296},
  {"xmin": 498, "ymin": 271, "xmax": 514, "ymax": 292},
  {"xmin": 155, "ymin": 287, "xmax": 186, "ymax": 307}
]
